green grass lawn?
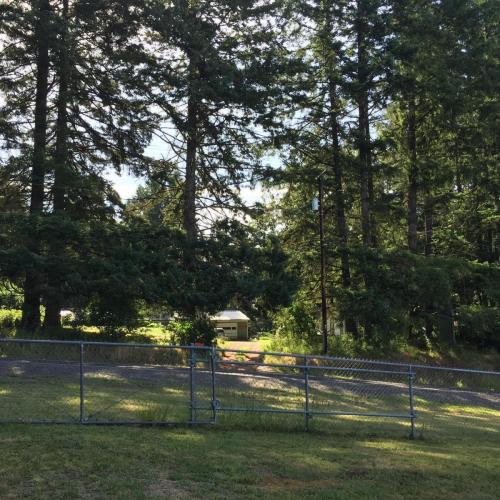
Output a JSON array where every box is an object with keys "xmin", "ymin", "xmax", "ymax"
[
  {"xmin": 0, "ymin": 407, "xmax": 499, "ymax": 499},
  {"xmin": 1, "ymin": 358, "xmax": 499, "ymax": 498}
]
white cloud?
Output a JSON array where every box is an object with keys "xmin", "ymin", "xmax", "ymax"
[{"xmin": 104, "ymin": 169, "xmax": 143, "ymax": 201}]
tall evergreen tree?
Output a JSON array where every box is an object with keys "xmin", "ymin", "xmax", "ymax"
[
  {"xmin": 147, "ymin": 0, "xmax": 282, "ymax": 238},
  {"xmin": 10, "ymin": 0, "xmax": 51, "ymax": 331}
]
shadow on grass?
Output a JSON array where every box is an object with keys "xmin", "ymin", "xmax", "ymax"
[{"xmin": 1, "ymin": 361, "xmax": 498, "ymax": 446}]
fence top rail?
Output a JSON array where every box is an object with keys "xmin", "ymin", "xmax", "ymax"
[
  {"xmin": 1, "ymin": 337, "xmax": 499, "ymax": 377},
  {"xmin": 400, "ymin": 363, "xmax": 500, "ymax": 376},
  {"xmin": 216, "ymin": 348, "xmax": 500, "ymax": 376},
  {"xmin": 301, "ymin": 353, "xmax": 500, "ymax": 376},
  {"xmin": 0, "ymin": 337, "xmax": 210, "ymax": 351}
]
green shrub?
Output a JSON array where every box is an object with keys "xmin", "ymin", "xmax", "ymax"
[
  {"xmin": 328, "ymin": 333, "xmax": 360, "ymax": 358},
  {"xmin": 0, "ymin": 286, "xmax": 22, "ymax": 309},
  {"xmin": 167, "ymin": 317, "xmax": 216, "ymax": 346},
  {"xmin": 77, "ymin": 295, "xmax": 140, "ymax": 337},
  {"xmin": 267, "ymin": 300, "xmax": 321, "ymax": 354},
  {"xmin": 457, "ymin": 305, "xmax": 500, "ymax": 348},
  {"xmin": 0, "ymin": 309, "xmax": 22, "ymax": 330}
]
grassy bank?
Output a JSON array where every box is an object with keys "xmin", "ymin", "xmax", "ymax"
[{"xmin": 258, "ymin": 334, "xmax": 500, "ymax": 372}]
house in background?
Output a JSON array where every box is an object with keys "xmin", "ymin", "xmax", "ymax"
[
  {"xmin": 211, "ymin": 310, "xmax": 250, "ymax": 340},
  {"xmin": 314, "ymin": 303, "xmax": 345, "ymax": 336}
]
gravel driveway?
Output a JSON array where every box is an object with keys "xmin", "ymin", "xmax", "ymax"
[{"xmin": 1, "ymin": 357, "xmax": 499, "ymax": 410}]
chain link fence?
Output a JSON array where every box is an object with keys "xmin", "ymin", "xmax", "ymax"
[
  {"xmin": 301, "ymin": 354, "xmax": 500, "ymax": 411},
  {"xmin": 1, "ymin": 339, "xmax": 498, "ymax": 437}
]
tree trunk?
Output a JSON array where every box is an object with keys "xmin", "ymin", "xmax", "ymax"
[
  {"xmin": 424, "ymin": 195, "xmax": 433, "ymax": 338},
  {"xmin": 424, "ymin": 196, "xmax": 433, "ymax": 257},
  {"xmin": 181, "ymin": 34, "xmax": 200, "ymax": 318},
  {"xmin": 328, "ymin": 78, "xmax": 359, "ymax": 338},
  {"xmin": 21, "ymin": 0, "xmax": 51, "ymax": 332},
  {"xmin": 355, "ymin": 1, "xmax": 375, "ymax": 339},
  {"xmin": 368, "ymin": 137, "xmax": 376, "ymax": 246},
  {"xmin": 356, "ymin": 0, "xmax": 372, "ymax": 248},
  {"xmin": 407, "ymin": 95, "xmax": 418, "ymax": 252},
  {"xmin": 183, "ymin": 54, "xmax": 198, "ymax": 242},
  {"xmin": 44, "ymin": 0, "xmax": 70, "ymax": 331},
  {"xmin": 321, "ymin": 0, "xmax": 359, "ymax": 338}
]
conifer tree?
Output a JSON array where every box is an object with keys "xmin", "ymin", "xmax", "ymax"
[
  {"xmin": 0, "ymin": 0, "xmax": 52, "ymax": 330},
  {"xmin": 147, "ymin": 0, "xmax": 281, "ymax": 238}
]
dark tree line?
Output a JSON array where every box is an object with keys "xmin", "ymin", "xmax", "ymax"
[
  {"xmin": 270, "ymin": 0, "xmax": 499, "ymax": 348},
  {"xmin": 0, "ymin": 0, "xmax": 498, "ymax": 349}
]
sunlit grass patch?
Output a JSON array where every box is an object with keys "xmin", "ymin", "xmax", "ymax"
[{"xmin": 0, "ymin": 390, "xmax": 498, "ymax": 498}]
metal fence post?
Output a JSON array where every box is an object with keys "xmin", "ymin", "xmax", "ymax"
[
  {"xmin": 79, "ymin": 343, "xmax": 85, "ymax": 424},
  {"xmin": 189, "ymin": 347, "xmax": 196, "ymax": 424},
  {"xmin": 210, "ymin": 346, "xmax": 218, "ymax": 424},
  {"xmin": 304, "ymin": 355, "xmax": 310, "ymax": 431},
  {"xmin": 408, "ymin": 365, "xmax": 416, "ymax": 439}
]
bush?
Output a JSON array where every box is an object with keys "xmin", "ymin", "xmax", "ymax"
[
  {"xmin": 0, "ymin": 287, "xmax": 22, "ymax": 309},
  {"xmin": 0, "ymin": 309, "xmax": 22, "ymax": 331},
  {"xmin": 76, "ymin": 295, "xmax": 140, "ymax": 337},
  {"xmin": 457, "ymin": 305, "xmax": 500, "ymax": 348},
  {"xmin": 267, "ymin": 300, "xmax": 321, "ymax": 354},
  {"xmin": 327, "ymin": 333, "xmax": 361, "ymax": 358},
  {"xmin": 167, "ymin": 317, "xmax": 216, "ymax": 346}
]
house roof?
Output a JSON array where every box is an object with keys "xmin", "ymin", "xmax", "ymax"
[{"xmin": 211, "ymin": 310, "xmax": 250, "ymax": 321}]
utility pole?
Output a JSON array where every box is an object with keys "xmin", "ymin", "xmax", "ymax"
[{"xmin": 313, "ymin": 171, "xmax": 328, "ymax": 354}]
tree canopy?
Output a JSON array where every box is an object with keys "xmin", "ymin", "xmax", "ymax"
[{"xmin": 0, "ymin": 0, "xmax": 498, "ymax": 350}]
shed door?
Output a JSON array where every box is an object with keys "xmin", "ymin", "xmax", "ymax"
[{"xmin": 220, "ymin": 323, "xmax": 238, "ymax": 339}]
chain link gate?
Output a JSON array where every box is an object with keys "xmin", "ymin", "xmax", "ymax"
[{"xmin": 0, "ymin": 339, "xmax": 218, "ymax": 426}]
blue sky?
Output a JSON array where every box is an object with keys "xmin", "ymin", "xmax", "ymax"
[
  {"xmin": 106, "ymin": 168, "xmax": 269, "ymax": 207},
  {"xmin": 106, "ymin": 133, "xmax": 281, "ymax": 206}
]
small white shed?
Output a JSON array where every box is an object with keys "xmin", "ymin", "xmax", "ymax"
[{"xmin": 211, "ymin": 310, "xmax": 250, "ymax": 340}]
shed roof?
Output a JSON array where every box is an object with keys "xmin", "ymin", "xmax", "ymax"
[{"xmin": 212, "ymin": 310, "xmax": 250, "ymax": 321}]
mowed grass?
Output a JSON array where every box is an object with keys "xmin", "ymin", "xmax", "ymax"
[
  {"xmin": 1, "ymin": 364, "xmax": 499, "ymax": 499},
  {"xmin": 0, "ymin": 409, "xmax": 498, "ymax": 499}
]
